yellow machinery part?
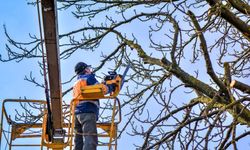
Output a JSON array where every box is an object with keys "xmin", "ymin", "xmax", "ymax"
[
  {"xmin": 1, "ymin": 78, "xmax": 121, "ymax": 150},
  {"xmin": 79, "ymin": 75, "xmax": 122, "ymax": 101}
]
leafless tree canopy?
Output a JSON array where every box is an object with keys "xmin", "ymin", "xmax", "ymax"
[{"xmin": 1, "ymin": 0, "xmax": 250, "ymax": 149}]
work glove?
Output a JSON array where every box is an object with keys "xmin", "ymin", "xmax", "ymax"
[{"xmin": 107, "ymin": 83, "xmax": 116, "ymax": 93}]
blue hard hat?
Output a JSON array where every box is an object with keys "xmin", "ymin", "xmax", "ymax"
[{"xmin": 75, "ymin": 62, "xmax": 91, "ymax": 75}]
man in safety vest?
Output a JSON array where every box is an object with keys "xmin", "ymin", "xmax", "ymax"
[{"xmin": 73, "ymin": 62, "xmax": 114, "ymax": 150}]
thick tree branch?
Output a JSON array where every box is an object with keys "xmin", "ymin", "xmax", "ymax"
[
  {"xmin": 122, "ymin": 37, "xmax": 218, "ymax": 98},
  {"xmin": 206, "ymin": 0, "xmax": 250, "ymax": 41},
  {"xmin": 230, "ymin": 80, "xmax": 250, "ymax": 94},
  {"xmin": 228, "ymin": 0, "xmax": 250, "ymax": 15},
  {"xmin": 120, "ymin": 36, "xmax": 250, "ymax": 126},
  {"xmin": 188, "ymin": 10, "xmax": 228, "ymax": 96},
  {"xmin": 198, "ymin": 96, "xmax": 250, "ymax": 126},
  {"xmin": 224, "ymin": 62, "xmax": 231, "ymax": 87}
]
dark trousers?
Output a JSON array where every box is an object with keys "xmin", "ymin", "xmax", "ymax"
[{"xmin": 74, "ymin": 113, "xmax": 97, "ymax": 150}]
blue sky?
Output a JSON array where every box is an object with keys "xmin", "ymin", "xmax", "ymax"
[
  {"xmin": 0, "ymin": 1, "xmax": 43, "ymax": 149},
  {"xmin": 1, "ymin": 1, "xmax": 250, "ymax": 150},
  {"xmin": 0, "ymin": 1, "xmax": 46, "ymax": 99},
  {"xmin": 0, "ymin": 1, "xmax": 135, "ymax": 149}
]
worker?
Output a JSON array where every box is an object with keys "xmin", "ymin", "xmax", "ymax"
[{"xmin": 73, "ymin": 62, "xmax": 114, "ymax": 150}]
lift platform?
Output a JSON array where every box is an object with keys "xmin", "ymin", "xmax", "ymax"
[
  {"xmin": 0, "ymin": 65, "xmax": 128, "ymax": 149},
  {"xmin": 0, "ymin": 94, "xmax": 121, "ymax": 149}
]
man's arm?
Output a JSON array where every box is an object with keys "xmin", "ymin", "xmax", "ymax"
[{"xmin": 73, "ymin": 79, "xmax": 87, "ymax": 99}]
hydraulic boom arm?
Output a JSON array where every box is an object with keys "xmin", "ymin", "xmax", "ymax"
[{"xmin": 41, "ymin": 0, "xmax": 63, "ymax": 143}]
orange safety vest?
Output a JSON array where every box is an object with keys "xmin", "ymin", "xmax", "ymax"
[{"xmin": 73, "ymin": 79, "xmax": 108, "ymax": 101}]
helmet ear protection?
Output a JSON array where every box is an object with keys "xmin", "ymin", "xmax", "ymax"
[{"xmin": 75, "ymin": 62, "xmax": 90, "ymax": 75}]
